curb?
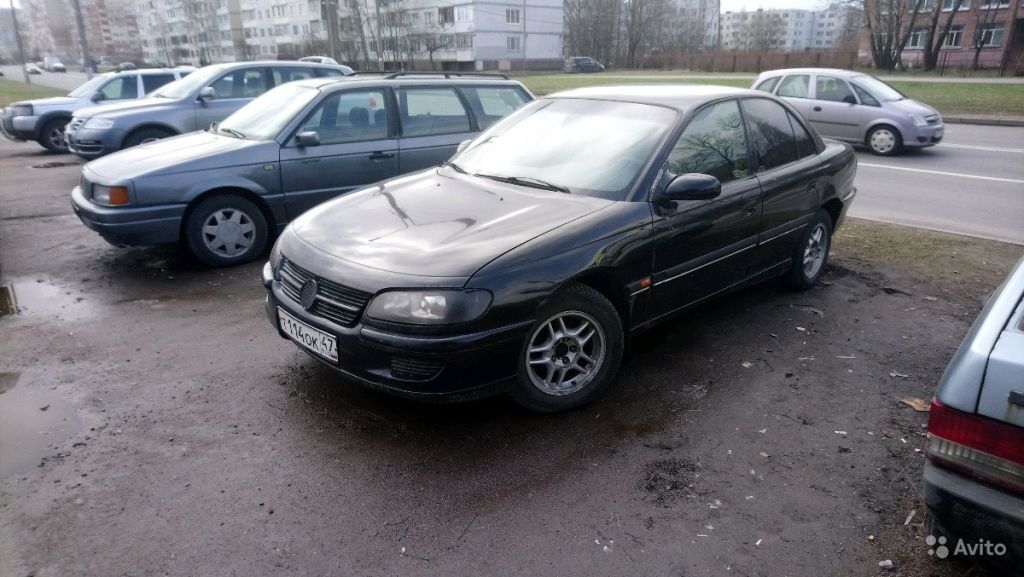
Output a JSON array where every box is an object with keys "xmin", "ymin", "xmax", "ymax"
[{"xmin": 943, "ymin": 116, "xmax": 1024, "ymax": 127}]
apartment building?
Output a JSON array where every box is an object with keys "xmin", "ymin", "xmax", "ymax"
[
  {"xmin": 895, "ymin": 0, "xmax": 1023, "ymax": 70},
  {"xmin": 720, "ymin": 4, "xmax": 858, "ymax": 52}
]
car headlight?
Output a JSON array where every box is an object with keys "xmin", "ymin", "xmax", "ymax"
[
  {"xmin": 909, "ymin": 113, "xmax": 928, "ymax": 127},
  {"xmin": 366, "ymin": 289, "xmax": 492, "ymax": 325},
  {"xmin": 83, "ymin": 117, "xmax": 115, "ymax": 130},
  {"xmin": 92, "ymin": 184, "xmax": 130, "ymax": 206},
  {"xmin": 269, "ymin": 241, "xmax": 283, "ymax": 279},
  {"xmin": 8, "ymin": 104, "xmax": 32, "ymax": 117}
]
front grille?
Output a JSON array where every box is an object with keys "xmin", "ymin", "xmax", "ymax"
[
  {"xmin": 925, "ymin": 114, "xmax": 940, "ymax": 125},
  {"xmin": 278, "ymin": 257, "xmax": 371, "ymax": 327},
  {"xmin": 390, "ymin": 356, "xmax": 444, "ymax": 381}
]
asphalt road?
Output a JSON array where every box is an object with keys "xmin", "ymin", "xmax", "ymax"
[
  {"xmin": 0, "ymin": 135, "xmax": 1014, "ymax": 576},
  {"xmin": 849, "ymin": 124, "xmax": 1024, "ymax": 245}
]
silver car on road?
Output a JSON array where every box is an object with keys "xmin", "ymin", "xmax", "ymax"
[{"xmin": 753, "ymin": 68, "xmax": 943, "ymax": 156}]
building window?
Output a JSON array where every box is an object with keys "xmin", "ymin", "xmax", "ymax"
[
  {"xmin": 506, "ymin": 8, "xmax": 520, "ymax": 24},
  {"xmin": 456, "ymin": 33, "xmax": 473, "ymax": 49},
  {"xmin": 941, "ymin": 0, "xmax": 968, "ymax": 11},
  {"xmin": 979, "ymin": 0, "xmax": 1010, "ymax": 7},
  {"xmin": 975, "ymin": 23, "xmax": 1004, "ymax": 47},
  {"xmin": 424, "ymin": 10, "xmax": 433, "ymax": 24},
  {"xmin": 438, "ymin": 6, "xmax": 454, "ymax": 24},
  {"xmin": 506, "ymin": 35, "xmax": 521, "ymax": 52},
  {"xmin": 906, "ymin": 28, "xmax": 928, "ymax": 49},
  {"xmin": 455, "ymin": 5, "xmax": 473, "ymax": 22},
  {"xmin": 942, "ymin": 25, "xmax": 963, "ymax": 48}
]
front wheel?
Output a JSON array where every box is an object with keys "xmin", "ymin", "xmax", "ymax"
[
  {"xmin": 184, "ymin": 195, "xmax": 269, "ymax": 267},
  {"xmin": 786, "ymin": 210, "xmax": 833, "ymax": 290},
  {"xmin": 512, "ymin": 284, "xmax": 624, "ymax": 412},
  {"xmin": 37, "ymin": 118, "xmax": 69, "ymax": 153},
  {"xmin": 122, "ymin": 127, "xmax": 174, "ymax": 149},
  {"xmin": 866, "ymin": 125, "xmax": 902, "ymax": 156}
]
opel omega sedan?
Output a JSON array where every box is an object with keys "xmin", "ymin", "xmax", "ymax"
[
  {"xmin": 71, "ymin": 75, "xmax": 532, "ymax": 266},
  {"xmin": 753, "ymin": 68, "xmax": 943, "ymax": 156},
  {"xmin": 263, "ymin": 85, "xmax": 858, "ymax": 412}
]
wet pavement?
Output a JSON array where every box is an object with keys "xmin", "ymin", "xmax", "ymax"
[{"xmin": 0, "ymin": 137, "xmax": 1013, "ymax": 576}]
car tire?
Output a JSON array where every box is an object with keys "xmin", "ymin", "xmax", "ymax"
[
  {"xmin": 123, "ymin": 127, "xmax": 175, "ymax": 149},
  {"xmin": 866, "ymin": 125, "xmax": 902, "ymax": 156},
  {"xmin": 37, "ymin": 118, "xmax": 69, "ymax": 153},
  {"xmin": 785, "ymin": 209, "xmax": 833, "ymax": 291},
  {"xmin": 512, "ymin": 283, "xmax": 624, "ymax": 412},
  {"xmin": 184, "ymin": 195, "xmax": 269, "ymax": 267}
]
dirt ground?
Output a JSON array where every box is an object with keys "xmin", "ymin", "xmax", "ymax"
[{"xmin": 0, "ymin": 138, "xmax": 1020, "ymax": 577}]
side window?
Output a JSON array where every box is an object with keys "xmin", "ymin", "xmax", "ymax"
[
  {"xmin": 743, "ymin": 98, "xmax": 800, "ymax": 170},
  {"xmin": 776, "ymin": 75, "xmax": 810, "ymax": 99},
  {"xmin": 459, "ymin": 86, "xmax": 528, "ymax": 129},
  {"xmin": 300, "ymin": 90, "xmax": 389, "ymax": 145},
  {"xmin": 398, "ymin": 88, "xmax": 471, "ymax": 137},
  {"xmin": 788, "ymin": 111, "xmax": 817, "ymax": 159},
  {"xmin": 850, "ymin": 83, "xmax": 880, "ymax": 107},
  {"xmin": 815, "ymin": 75, "xmax": 855, "ymax": 103},
  {"xmin": 274, "ymin": 67, "xmax": 315, "ymax": 85},
  {"xmin": 666, "ymin": 100, "xmax": 748, "ymax": 185},
  {"xmin": 209, "ymin": 68, "xmax": 268, "ymax": 99},
  {"xmin": 100, "ymin": 77, "xmax": 139, "ymax": 100},
  {"xmin": 319, "ymin": 68, "xmax": 345, "ymax": 77},
  {"xmin": 142, "ymin": 74, "xmax": 175, "ymax": 94},
  {"xmin": 754, "ymin": 76, "xmax": 780, "ymax": 93}
]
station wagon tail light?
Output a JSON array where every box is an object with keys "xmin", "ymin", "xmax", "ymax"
[
  {"xmin": 926, "ymin": 398, "xmax": 1024, "ymax": 496},
  {"xmin": 92, "ymin": 184, "xmax": 130, "ymax": 206}
]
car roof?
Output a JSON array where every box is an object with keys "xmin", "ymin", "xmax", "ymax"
[
  {"xmin": 289, "ymin": 75, "xmax": 527, "ymax": 91},
  {"xmin": 758, "ymin": 68, "xmax": 865, "ymax": 78},
  {"xmin": 202, "ymin": 60, "xmax": 348, "ymax": 72},
  {"xmin": 547, "ymin": 84, "xmax": 760, "ymax": 112}
]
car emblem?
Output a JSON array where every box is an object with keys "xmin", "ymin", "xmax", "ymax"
[{"xmin": 299, "ymin": 279, "xmax": 319, "ymax": 310}]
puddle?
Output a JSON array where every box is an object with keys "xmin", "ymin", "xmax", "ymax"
[
  {"xmin": 0, "ymin": 372, "xmax": 83, "ymax": 478},
  {"xmin": 2, "ymin": 278, "xmax": 97, "ymax": 321},
  {"xmin": 31, "ymin": 161, "xmax": 82, "ymax": 169}
]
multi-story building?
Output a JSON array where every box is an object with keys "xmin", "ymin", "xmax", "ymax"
[
  {"xmin": 0, "ymin": 7, "xmax": 21, "ymax": 62},
  {"xmin": 720, "ymin": 4, "xmax": 858, "ymax": 52},
  {"xmin": 21, "ymin": 0, "xmax": 142, "ymax": 62},
  {"xmin": 892, "ymin": 0, "xmax": 1023, "ymax": 70},
  {"xmin": 137, "ymin": 0, "xmax": 246, "ymax": 65}
]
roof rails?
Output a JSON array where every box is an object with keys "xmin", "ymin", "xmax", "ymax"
[{"xmin": 353, "ymin": 71, "xmax": 511, "ymax": 80}]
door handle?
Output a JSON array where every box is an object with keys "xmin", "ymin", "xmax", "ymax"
[
  {"xmin": 300, "ymin": 158, "xmax": 320, "ymax": 165},
  {"xmin": 368, "ymin": 151, "xmax": 394, "ymax": 161},
  {"xmin": 813, "ymin": 106, "xmax": 822, "ymax": 112}
]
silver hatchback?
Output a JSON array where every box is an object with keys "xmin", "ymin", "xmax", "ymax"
[{"xmin": 753, "ymin": 68, "xmax": 943, "ymax": 156}]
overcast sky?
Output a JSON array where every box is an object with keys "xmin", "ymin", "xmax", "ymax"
[{"xmin": 721, "ymin": 0, "xmax": 829, "ymax": 11}]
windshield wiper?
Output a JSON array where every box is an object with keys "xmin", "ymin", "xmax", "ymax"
[
  {"xmin": 443, "ymin": 160, "xmax": 466, "ymax": 174},
  {"xmin": 218, "ymin": 127, "xmax": 246, "ymax": 139},
  {"xmin": 474, "ymin": 173, "xmax": 571, "ymax": 194}
]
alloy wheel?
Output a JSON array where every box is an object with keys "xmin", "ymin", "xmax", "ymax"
[
  {"xmin": 526, "ymin": 310, "xmax": 606, "ymax": 396},
  {"xmin": 803, "ymin": 223, "xmax": 827, "ymax": 279}
]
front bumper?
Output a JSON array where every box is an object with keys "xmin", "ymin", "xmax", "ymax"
[
  {"xmin": 263, "ymin": 263, "xmax": 530, "ymax": 401},
  {"xmin": 65, "ymin": 126, "xmax": 123, "ymax": 159},
  {"xmin": 924, "ymin": 461, "xmax": 1023, "ymax": 572},
  {"xmin": 71, "ymin": 185, "xmax": 185, "ymax": 246},
  {"xmin": 905, "ymin": 122, "xmax": 944, "ymax": 148},
  {"xmin": 1, "ymin": 112, "xmax": 40, "ymax": 141}
]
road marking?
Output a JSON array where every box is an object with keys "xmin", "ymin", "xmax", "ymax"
[
  {"xmin": 941, "ymin": 143, "xmax": 1024, "ymax": 154},
  {"xmin": 858, "ymin": 163, "xmax": 1024, "ymax": 184}
]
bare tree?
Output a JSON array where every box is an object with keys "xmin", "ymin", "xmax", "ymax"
[
  {"xmin": 622, "ymin": 0, "xmax": 668, "ymax": 67},
  {"xmin": 859, "ymin": 0, "xmax": 926, "ymax": 70},
  {"xmin": 918, "ymin": 0, "xmax": 967, "ymax": 70},
  {"xmin": 745, "ymin": 11, "xmax": 786, "ymax": 51},
  {"xmin": 969, "ymin": 0, "xmax": 1002, "ymax": 70},
  {"xmin": 564, "ymin": 0, "xmax": 621, "ymax": 65}
]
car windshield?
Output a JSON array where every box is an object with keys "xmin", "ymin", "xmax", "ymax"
[
  {"xmin": 850, "ymin": 75, "xmax": 905, "ymax": 102},
  {"xmin": 217, "ymin": 84, "xmax": 320, "ymax": 141},
  {"xmin": 452, "ymin": 98, "xmax": 676, "ymax": 201},
  {"xmin": 68, "ymin": 75, "xmax": 108, "ymax": 98},
  {"xmin": 151, "ymin": 66, "xmax": 223, "ymax": 99}
]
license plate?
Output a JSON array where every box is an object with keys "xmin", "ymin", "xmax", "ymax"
[
  {"xmin": 278, "ymin": 307, "xmax": 338, "ymax": 362},
  {"xmin": 935, "ymin": 128, "xmax": 943, "ymax": 138}
]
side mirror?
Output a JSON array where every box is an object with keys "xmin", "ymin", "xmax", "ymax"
[
  {"xmin": 663, "ymin": 173, "xmax": 721, "ymax": 201},
  {"xmin": 90, "ymin": 92, "xmax": 105, "ymax": 102},
  {"xmin": 456, "ymin": 139, "xmax": 471, "ymax": 153},
  {"xmin": 843, "ymin": 94, "xmax": 857, "ymax": 105},
  {"xmin": 295, "ymin": 131, "xmax": 320, "ymax": 147},
  {"xmin": 198, "ymin": 86, "xmax": 217, "ymax": 101}
]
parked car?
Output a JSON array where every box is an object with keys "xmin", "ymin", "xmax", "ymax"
[
  {"xmin": 44, "ymin": 59, "xmax": 66, "ymax": 73},
  {"xmin": 25, "ymin": 63, "xmax": 42, "ymax": 75},
  {"xmin": 64, "ymin": 61, "xmax": 353, "ymax": 159},
  {"xmin": 70, "ymin": 74, "xmax": 532, "ymax": 266},
  {"xmin": 117, "ymin": 62, "xmax": 137, "ymax": 71},
  {"xmin": 1, "ymin": 67, "xmax": 194, "ymax": 153},
  {"xmin": 564, "ymin": 57, "xmax": 605, "ymax": 73},
  {"xmin": 299, "ymin": 56, "xmax": 340, "ymax": 66},
  {"xmin": 752, "ymin": 68, "xmax": 943, "ymax": 156},
  {"xmin": 260, "ymin": 85, "xmax": 858, "ymax": 411},
  {"xmin": 925, "ymin": 256, "xmax": 1024, "ymax": 573}
]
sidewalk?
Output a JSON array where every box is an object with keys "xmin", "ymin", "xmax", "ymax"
[{"xmin": 943, "ymin": 115, "xmax": 1024, "ymax": 127}]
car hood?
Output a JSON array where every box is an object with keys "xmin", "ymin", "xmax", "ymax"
[
  {"xmin": 289, "ymin": 168, "xmax": 613, "ymax": 278},
  {"xmin": 16, "ymin": 96, "xmax": 76, "ymax": 109},
  {"xmin": 890, "ymin": 98, "xmax": 939, "ymax": 117},
  {"xmin": 85, "ymin": 130, "xmax": 273, "ymax": 180},
  {"xmin": 73, "ymin": 96, "xmax": 180, "ymax": 119}
]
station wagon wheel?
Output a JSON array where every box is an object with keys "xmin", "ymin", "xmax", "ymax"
[
  {"xmin": 513, "ymin": 284, "xmax": 623, "ymax": 412},
  {"xmin": 123, "ymin": 127, "xmax": 175, "ymax": 149},
  {"xmin": 38, "ymin": 118, "xmax": 69, "ymax": 153},
  {"xmin": 184, "ymin": 195, "xmax": 269, "ymax": 267},
  {"xmin": 786, "ymin": 209, "xmax": 833, "ymax": 291},
  {"xmin": 867, "ymin": 125, "xmax": 902, "ymax": 156}
]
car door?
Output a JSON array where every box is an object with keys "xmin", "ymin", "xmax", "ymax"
[
  {"xmin": 806, "ymin": 74, "xmax": 862, "ymax": 141},
  {"xmin": 741, "ymin": 97, "xmax": 824, "ymax": 267},
  {"xmin": 774, "ymin": 73, "xmax": 813, "ymax": 121},
  {"xmin": 648, "ymin": 99, "xmax": 762, "ymax": 320},
  {"xmin": 396, "ymin": 86, "xmax": 476, "ymax": 173},
  {"xmin": 195, "ymin": 66, "xmax": 270, "ymax": 131},
  {"xmin": 279, "ymin": 88, "xmax": 399, "ymax": 219}
]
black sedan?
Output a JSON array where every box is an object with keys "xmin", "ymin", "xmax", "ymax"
[{"xmin": 263, "ymin": 85, "xmax": 857, "ymax": 411}]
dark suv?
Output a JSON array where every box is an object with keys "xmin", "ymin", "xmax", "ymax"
[
  {"xmin": 564, "ymin": 57, "xmax": 605, "ymax": 73},
  {"xmin": 71, "ymin": 72, "xmax": 533, "ymax": 266}
]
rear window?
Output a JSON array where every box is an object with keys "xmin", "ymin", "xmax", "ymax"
[
  {"xmin": 398, "ymin": 88, "xmax": 471, "ymax": 137},
  {"xmin": 274, "ymin": 67, "xmax": 315, "ymax": 84},
  {"xmin": 459, "ymin": 86, "xmax": 529, "ymax": 129},
  {"xmin": 755, "ymin": 76, "xmax": 780, "ymax": 93},
  {"xmin": 142, "ymin": 74, "xmax": 175, "ymax": 94}
]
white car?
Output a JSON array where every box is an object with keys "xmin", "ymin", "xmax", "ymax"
[{"xmin": 299, "ymin": 56, "xmax": 339, "ymax": 66}]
